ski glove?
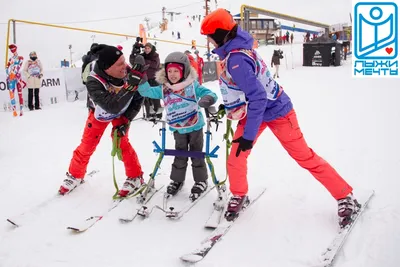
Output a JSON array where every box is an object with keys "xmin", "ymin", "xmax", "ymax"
[
  {"xmin": 114, "ymin": 123, "xmax": 130, "ymax": 137},
  {"xmin": 232, "ymin": 136, "xmax": 254, "ymax": 157},
  {"xmin": 198, "ymin": 95, "xmax": 215, "ymax": 108},
  {"xmin": 125, "ymin": 55, "xmax": 147, "ymax": 91}
]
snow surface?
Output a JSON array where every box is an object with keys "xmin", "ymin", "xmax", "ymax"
[{"xmin": 1, "ymin": 18, "xmax": 400, "ymax": 267}]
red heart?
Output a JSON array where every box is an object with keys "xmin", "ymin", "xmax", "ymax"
[{"xmin": 385, "ymin": 47, "xmax": 393, "ymax": 54}]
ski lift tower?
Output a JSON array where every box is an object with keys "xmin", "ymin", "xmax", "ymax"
[{"xmin": 166, "ymin": 11, "xmax": 182, "ymax": 22}]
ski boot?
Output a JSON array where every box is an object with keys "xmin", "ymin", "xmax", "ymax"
[
  {"xmin": 189, "ymin": 181, "xmax": 208, "ymax": 201},
  {"xmin": 224, "ymin": 195, "xmax": 250, "ymax": 222},
  {"xmin": 166, "ymin": 180, "xmax": 184, "ymax": 197},
  {"xmin": 118, "ymin": 176, "xmax": 144, "ymax": 197},
  {"xmin": 59, "ymin": 172, "xmax": 84, "ymax": 195},
  {"xmin": 337, "ymin": 193, "xmax": 361, "ymax": 228}
]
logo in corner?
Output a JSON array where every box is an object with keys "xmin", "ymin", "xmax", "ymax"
[{"xmin": 353, "ymin": 1, "xmax": 399, "ymax": 77}]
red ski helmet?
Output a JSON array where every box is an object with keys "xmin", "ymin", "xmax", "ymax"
[
  {"xmin": 8, "ymin": 44, "xmax": 17, "ymax": 53},
  {"xmin": 200, "ymin": 8, "xmax": 236, "ymax": 35}
]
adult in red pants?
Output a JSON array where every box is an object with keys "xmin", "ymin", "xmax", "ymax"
[
  {"xmin": 201, "ymin": 9, "xmax": 359, "ymax": 227},
  {"xmin": 59, "ymin": 44, "xmax": 145, "ymax": 198},
  {"xmin": 194, "ymin": 50, "xmax": 204, "ymax": 84}
]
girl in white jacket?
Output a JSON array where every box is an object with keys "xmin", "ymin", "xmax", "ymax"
[{"xmin": 23, "ymin": 51, "xmax": 43, "ymax": 110}]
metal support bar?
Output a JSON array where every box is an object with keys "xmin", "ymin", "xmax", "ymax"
[{"xmin": 12, "ymin": 20, "xmax": 16, "ymax": 44}]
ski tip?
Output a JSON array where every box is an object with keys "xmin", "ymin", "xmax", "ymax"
[
  {"xmin": 67, "ymin": 227, "xmax": 83, "ymax": 233},
  {"xmin": 6, "ymin": 219, "xmax": 19, "ymax": 227},
  {"xmin": 180, "ymin": 253, "xmax": 203, "ymax": 263},
  {"xmin": 204, "ymin": 225, "xmax": 218, "ymax": 230},
  {"xmin": 119, "ymin": 218, "xmax": 132, "ymax": 223}
]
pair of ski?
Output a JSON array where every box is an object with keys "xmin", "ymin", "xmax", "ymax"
[
  {"xmin": 71, "ymin": 181, "xmax": 222, "ymax": 229},
  {"xmin": 120, "ymin": 183, "xmax": 222, "ymax": 222},
  {"xmin": 180, "ymin": 189, "xmax": 375, "ymax": 265},
  {"xmin": 67, "ymin": 180, "xmax": 164, "ymax": 232}
]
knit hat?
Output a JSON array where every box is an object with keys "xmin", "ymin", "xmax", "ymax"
[
  {"xmin": 92, "ymin": 44, "xmax": 123, "ymax": 70},
  {"xmin": 166, "ymin": 63, "xmax": 184, "ymax": 79},
  {"xmin": 164, "ymin": 51, "xmax": 191, "ymax": 80},
  {"xmin": 144, "ymin": 43, "xmax": 153, "ymax": 49}
]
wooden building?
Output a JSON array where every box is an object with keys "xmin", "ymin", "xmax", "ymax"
[{"xmin": 233, "ymin": 17, "xmax": 280, "ymax": 43}]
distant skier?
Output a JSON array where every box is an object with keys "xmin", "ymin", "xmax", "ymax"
[
  {"xmin": 59, "ymin": 45, "xmax": 145, "ymax": 198},
  {"xmin": 6, "ymin": 44, "xmax": 26, "ymax": 117},
  {"xmin": 200, "ymin": 8, "xmax": 359, "ymax": 227},
  {"xmin": 135, "ymin": 52, "xmax": 218, "ymax": 201}
]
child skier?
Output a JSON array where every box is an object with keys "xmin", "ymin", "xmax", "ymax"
[
  {"xmin": 136, "ymin": 52, "xmax": 218, "ymax": 201},
  {"xmin": 200, "ymin": 9, "xmax": 359, "ymax": 227}
]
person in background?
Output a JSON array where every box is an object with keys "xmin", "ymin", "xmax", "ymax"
[
  {"xmin": 81, "ymin": 43, "xmax": 99, "ymax": 85},
  {"xmin": 271, "ymin": 49, "xmax": 283, "ymax": 79},
  {"xmin": 6, "ymin": 44, "xmax": 26, "ymax": 117},
  {"xmin": 130, "ymin": 37, "xmax": 144, "ymax": 65},
  {"xmin": 23, "ymin": 51, "xmax": 43, "ymax": 110},
  {"xmin": 141, "ymin": 42, "xmax": 162, "ymax": 119},
  {"xmin": 184, "ymin": 50, "xmax": 199, "ymax": 76},
  {"xmin": 194, "ymin": 50, "xmax": 204, "ymax": 85}
]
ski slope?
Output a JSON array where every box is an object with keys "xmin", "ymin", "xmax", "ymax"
[
  {"xmin": 1, "ymin": 19, "xmax": 400, "ymax": 267},
  {"xmin": 74, "ymin": 14, "xmax": 210, "ymax": 68}
]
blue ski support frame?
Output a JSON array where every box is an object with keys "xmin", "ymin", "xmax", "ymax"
[{"xmin": 149, "ymin": 110, "xmax": 221, "ymax": 185}]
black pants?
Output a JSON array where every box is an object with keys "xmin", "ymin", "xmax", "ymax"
[
  {"xmin": 28, "ymin": 88, "xmax": 40, "ymax": 110},
  {"xmin": 144, "ymin": 78, "xmax": 161, "ymax": 118}
]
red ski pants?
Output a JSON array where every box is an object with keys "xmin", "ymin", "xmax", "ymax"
[
  {"xmin": 198, "ymin": 71, "xmax": 203, "ymax": 85},
  {"xmin": 227, "ymin": 109, "xmax": 352, "ymax": 200},
  {"xmin": 68, "ymin": 111, "xmax": 143, "ymax": 179}
]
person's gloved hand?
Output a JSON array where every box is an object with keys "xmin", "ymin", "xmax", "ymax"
[
  {"xmin": 218, "ymin": 104, "xmax": 225, "ymax": 113},
  {"xmin": 232, "ymin": 136, "xmax": 253, "ymax": 157},
  {"xmin": 114, "ymin": 123, "xmax": 130, "ymax": 137},
  {"xmin": 198, "ymin": 95, "xmax": 215, "ymax": 108},
  {"xmin": 125, "ymin": 55, "xmax": 147, "ymax": 91}
]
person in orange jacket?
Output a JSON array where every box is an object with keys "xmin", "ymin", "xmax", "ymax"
[
  {"xmin": 185, "ymin": 50, "xmax": 200, "ymax": 84},
  {"xmin": 194, "ymin": 50, "xmax": 204, "ymax": 84}
]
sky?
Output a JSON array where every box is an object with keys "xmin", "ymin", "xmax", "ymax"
[{"xmin": 0, "ymin": 0, "xmax": 352, "ymax": 68}]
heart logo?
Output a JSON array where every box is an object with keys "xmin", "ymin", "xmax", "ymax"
[{"xmin": 385, "ymin": 47, "xmax": 393, "ymax": 54}]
